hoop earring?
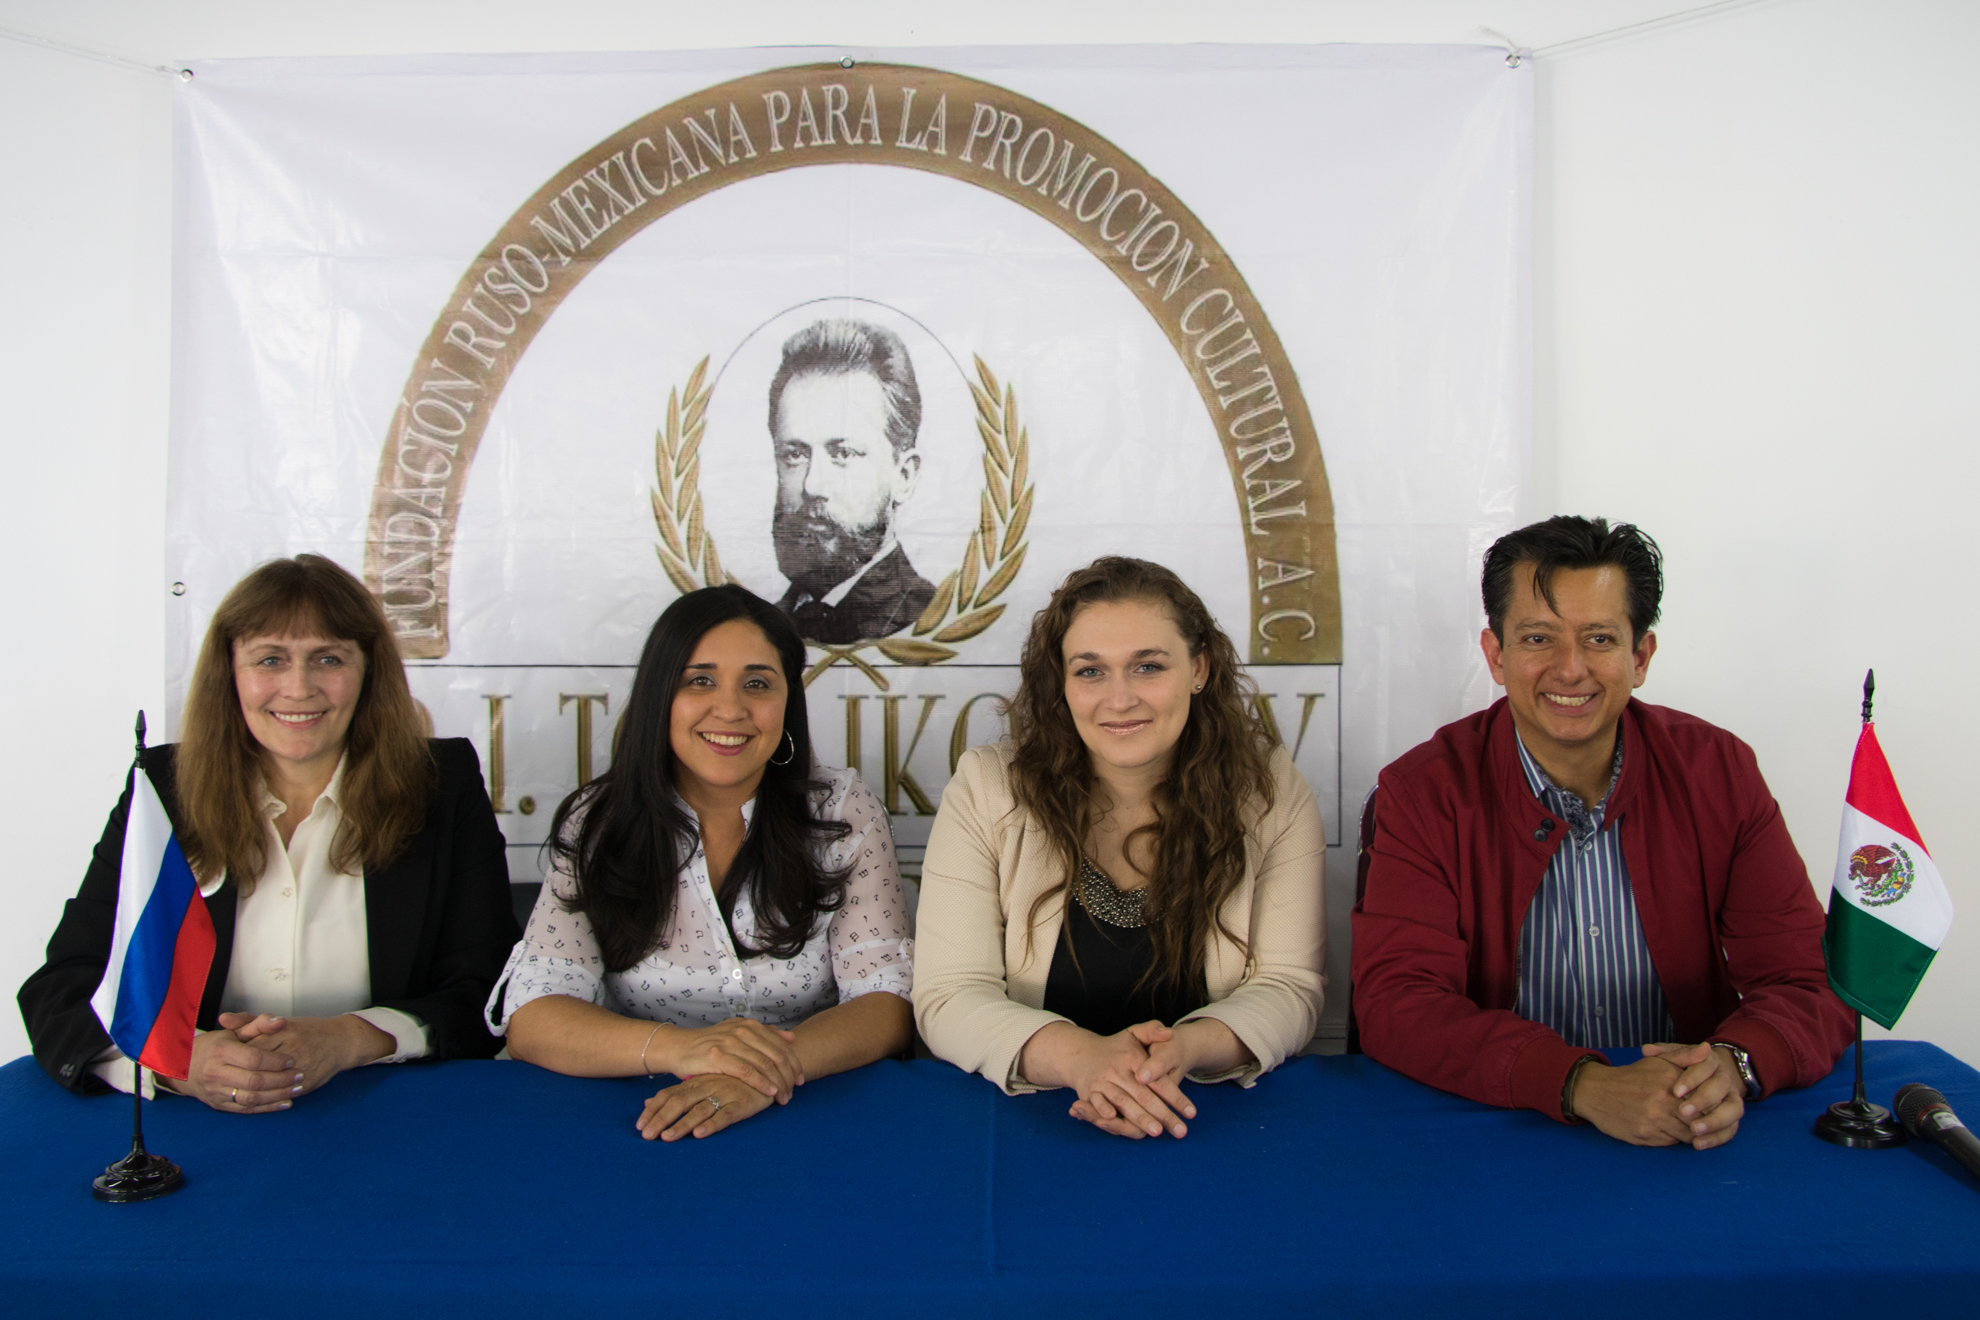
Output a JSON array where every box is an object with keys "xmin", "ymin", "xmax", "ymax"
[{"xmin": 769, "ymin": 729, "xmax": 797, "ymax": 766}]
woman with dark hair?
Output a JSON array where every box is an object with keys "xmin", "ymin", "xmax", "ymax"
[
  {"xmin": 20, "ymin": 555, "xmax": 517, "ymax": 1109},
  {"xmin": 915, "ymin": 557, "xmax": 1325, "ymax": 1139},
  {"xmin": 491, "ymin": 585, "xmax": 913, "ymax": 1141}
]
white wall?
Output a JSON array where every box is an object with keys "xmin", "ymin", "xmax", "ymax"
[{"xmin": 3, "ymin": 0, "xmax": 1974, "ymax": 1076}]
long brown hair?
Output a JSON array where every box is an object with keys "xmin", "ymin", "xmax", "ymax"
[
  {"xmin": 1008, "ymin": 556, "xmax": 1276, "ymax": 994},
  {"xmin": 177, "ymin": 554, "xmax": 434, "ymax": 885}
]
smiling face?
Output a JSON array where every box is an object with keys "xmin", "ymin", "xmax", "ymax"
[
  {"xmin": 233, "ymin": 632, "xmax": 367, "ymax": 784},
  {"xmin": 668, "ymin": 617, "xmax": 790, "ymax": 803},
  {"xmin": 1480, "ymin": 562, "xmax": 1656, "ymax": 765},
  {"xmin": 1061, "ymin": 598, "xmax": 1210, "ymax": 781},
  {"xmin": 772, "ymin": 370, "xmax": 920, "ymax": 594}
]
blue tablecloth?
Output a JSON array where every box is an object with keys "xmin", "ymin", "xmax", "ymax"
[{"xmin": 2, "ymin": 1041, "xmax": 1975, "ymax": 1317}]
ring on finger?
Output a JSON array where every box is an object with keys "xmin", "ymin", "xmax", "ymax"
[
  {"xmin": 230, "ymin": 1087, "xmax": 238, "ymax": 1104},
  {"xmin": 706, "ymin": 1096, "xmax": 723, "ymax": 1111}
]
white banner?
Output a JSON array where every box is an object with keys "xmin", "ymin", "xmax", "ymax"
[{"xmin": 168, "ymin": 45, "xmax": 1529, "ymax": 1038}]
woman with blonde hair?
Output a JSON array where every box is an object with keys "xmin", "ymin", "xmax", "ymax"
[
  {"xmin": 22, "ymin": 554, "xmax": 517, "ymax": 1109},
  {"xmin": 915, "ymin": 556, "xmax": 1325, "ymax": 1139}
]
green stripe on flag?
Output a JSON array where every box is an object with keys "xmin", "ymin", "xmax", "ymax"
[{"xmin": 1824, "ymin": 898, "xmax": 1936, "ymax": 1030}]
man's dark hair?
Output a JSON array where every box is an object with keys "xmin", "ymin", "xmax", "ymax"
[
  {"xmin": 767, "ymin": 318, "xmax": 922, "ymax": 457},
  {"xmin": 1481, "ymin": 515, "xmax": 1664, "ymax": 644}
]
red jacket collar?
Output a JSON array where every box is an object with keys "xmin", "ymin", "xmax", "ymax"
[{"xmin": 1482, "ymin": 695, "xmax": 1641, "ymax": 830}]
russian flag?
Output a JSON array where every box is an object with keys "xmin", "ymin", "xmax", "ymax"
[{"xmin": 87, "ymin": 766, "xmax": 215, "ymax": 1081}]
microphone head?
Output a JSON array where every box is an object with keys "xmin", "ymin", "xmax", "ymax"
[{"xmin": 1895, "ymin": 1083, "xmax": 1950, "ymax": 1136}]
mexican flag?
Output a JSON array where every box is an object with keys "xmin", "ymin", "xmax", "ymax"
[{"xmin": 1825, "ymin": 723, "xmax": 1955, "ymax": 1029}]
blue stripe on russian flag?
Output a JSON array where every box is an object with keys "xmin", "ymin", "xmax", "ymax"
[{"xmin": 107, "ymin": 832, "xmax": 201, "ymax": 1062}]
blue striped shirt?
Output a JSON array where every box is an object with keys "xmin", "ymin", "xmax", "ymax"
[{"xmin": 1513, "ymin": 732, "xmax": 1675, "ymax": 1049}]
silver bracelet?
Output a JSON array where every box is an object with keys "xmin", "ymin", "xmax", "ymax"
[{"xmin": 639, "ymin": 1022, "xmax": 662, "ymax": 1078}]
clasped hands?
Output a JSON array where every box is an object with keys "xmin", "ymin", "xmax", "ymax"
[
  {"xmin": 636, "ymin": 1016, "xmax": 805, "ymax": 1143},
  {"xmin": 1569, "ymin": 1041, "xmax": 1748, "ymax": 1150},
  {"xmin": 1023, "ymin": 1018, "xmax": 1249, "ymax": 1140},
  {"xmin": 161, "ymin": 1012, "xmax": 395, "ymax": 1113}
]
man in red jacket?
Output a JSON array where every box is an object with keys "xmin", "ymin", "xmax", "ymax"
[{"xmin": 1352, "ymin": 516, "xmax": 1852, "ymax": 1149}]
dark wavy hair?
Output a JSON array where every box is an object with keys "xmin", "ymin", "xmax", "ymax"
[
  {"xmin": 178, "ymin": 554, "xmax": 433, "ymax": 888},
  {"xmin": 1482, "ymin": 515, "xmax": 1664, "ymax": 645},
  {"xmin": 1007, "ymin": 557, "xmax": 1276, "ymax": 996},
  {"xmin": 767, "ymin": 318, "xmax": 922, "ymax": 457},
  {"xmin": 550, "ymin": 585, "xmax": 851, "ymax": 971}
]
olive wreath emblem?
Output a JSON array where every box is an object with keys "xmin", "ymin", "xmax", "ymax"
[
  {"xmin": 650, "ymin": 356, "xmax": 724, "ymax": 597},
  {"xmin": 652, "ymin": 355, "xmax": 1033, "ymax": 690}
]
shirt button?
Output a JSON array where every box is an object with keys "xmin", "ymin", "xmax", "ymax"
[
  {"xmin": 1593, "ymin": 1005, "xmax": 1606, "ymax": 1016},
  {"xmin": 1588, "ymin": 925, "xmax": 1601, "ymax": 937},
  {"xmin": 730, "ymin": 969, "xmax": 742, "ymax": 981}
]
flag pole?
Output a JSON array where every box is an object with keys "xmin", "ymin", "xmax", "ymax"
[
  {"xmin": 1813, "ymin": 671, "xmax": 1906, "ymax": 1149},
  {"xmin": 92, "ymin": 710, "xmax": 188, "ymax": 1202}
]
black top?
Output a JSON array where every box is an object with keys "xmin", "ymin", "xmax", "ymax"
[
  {"xmin": 1042, "ymin": 892, "xmax": 1203, "ymax": 1038},
  {"xmin": 18, "ymin": 738, "xmax": 521, "ymax": 1094}
]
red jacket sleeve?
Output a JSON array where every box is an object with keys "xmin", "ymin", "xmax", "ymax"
[
  {"xmin": 1350, "ymin": 775, "xmax": 1598, "ymax": 1122},
  {"xmin": 1700, "ymin": 738, "xmax": 1855, "ymax": 1096}
]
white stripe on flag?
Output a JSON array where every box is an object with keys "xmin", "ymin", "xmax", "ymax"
[
  {"xmin": 1832, "ymin": 802, "xmax": 1955, "ymax": 949},
  {"xmin": 88, "ymin": 770, "xmax": 175, "ymax": 1037}
]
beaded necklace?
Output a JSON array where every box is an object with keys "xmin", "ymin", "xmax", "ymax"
[{"xmin": 1075, "ymin": 857, "xmax": 1151, "ymax": 929}]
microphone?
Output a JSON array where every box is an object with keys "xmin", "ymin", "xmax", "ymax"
[{"xmin": 1894, "ymin": 1084, "xmax": 1980, "ymax": 1185}]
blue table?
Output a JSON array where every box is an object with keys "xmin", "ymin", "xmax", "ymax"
[{"xmin": 2, "ymin": 1042, "xmax": 1975, "ymax": 1317}]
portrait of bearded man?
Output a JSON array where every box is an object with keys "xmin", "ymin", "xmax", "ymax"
[{"xmin": 767, "ymin": 318, "xmax": 937, "ymax": 645}]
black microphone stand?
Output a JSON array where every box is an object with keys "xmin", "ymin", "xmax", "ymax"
[
  {"xmin": 1813, "ymin": 672, "xmax": 1905, "ymax": 1150},
  {"xmin": 92, "ymin": 712, "xmax": 189, "ymax": 1202}
]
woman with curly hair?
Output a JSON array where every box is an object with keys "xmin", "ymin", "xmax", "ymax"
[{"xmin": 914, "ymin": 557, "xmax": 1325, "ymax": 1139}]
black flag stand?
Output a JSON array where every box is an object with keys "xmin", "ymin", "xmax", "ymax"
[
  {"xmin": 1813, "ymin": 671, "xmax": 1906, "ymax": 1150},
  {"xmin": 92, "ymin": 711, "xmax": 188, "ymax": 1202},
  {"xmin": 91, "ymin": 1060, "xmax": 187, "ymax": 1202}
]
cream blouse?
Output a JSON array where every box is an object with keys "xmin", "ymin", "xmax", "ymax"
[{"xmin": 92, "ymin": 760, "xmax": 427, "ymax": 1097}]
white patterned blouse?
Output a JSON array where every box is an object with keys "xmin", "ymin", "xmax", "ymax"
[{"xmin": 485, "ymin": 765, "xmax": 913, "ymax": 1035}]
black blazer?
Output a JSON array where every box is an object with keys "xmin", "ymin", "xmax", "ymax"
[
  {"xmin": 19, "ymin": 738, "xmax": 520, "ymax": 1094},
  {"xmin": 776, "ymin": 544, "xmax": 937, "ymax": 645}
]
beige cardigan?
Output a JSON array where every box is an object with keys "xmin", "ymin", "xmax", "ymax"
[{"xmin": 914, "ymin": 742, "xmax": 1326, "ymax": 1094}]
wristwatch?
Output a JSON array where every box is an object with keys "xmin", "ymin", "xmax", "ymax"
[
  {"xmin": 1714, "ymin": 1042, "xmax": 1761, "ymax": 1099},
  {"xmin": 1561, "ymin": 1055, "xmax": 1601, "ymax": 1123}
]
